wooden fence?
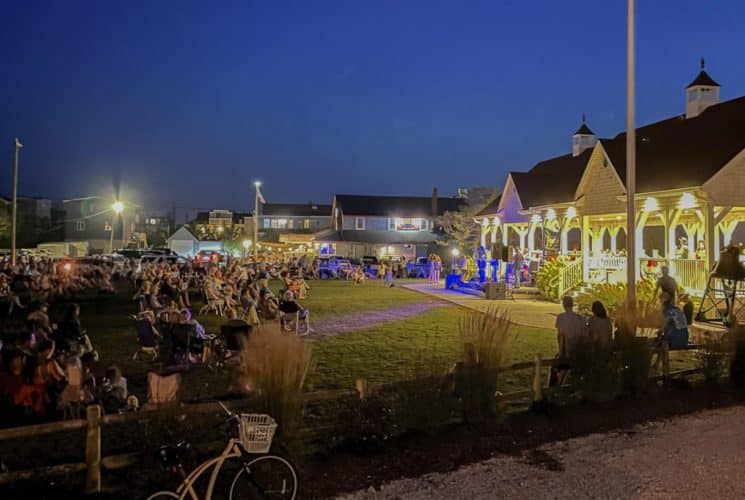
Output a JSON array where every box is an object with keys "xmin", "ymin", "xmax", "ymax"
[{"xmin": 0, "ymin": 346, "xmax": 705, "ymax": 493}]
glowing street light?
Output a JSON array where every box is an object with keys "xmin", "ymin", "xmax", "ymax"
[
  {"xmin": 110, "ymin": 201, "xmax": 124, "ymax": 254},
  {"xmin": 242, "ymin": 239, "xmax": 253, "ymax": 248}
]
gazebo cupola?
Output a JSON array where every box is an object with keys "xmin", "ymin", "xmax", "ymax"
[
  {"xmin": 686, "ymin": 58, "xmax": 720, "ymax": 119},
  {"xmin": 572, "ymin": 114, "xmax": 596, "ymax": 157}
]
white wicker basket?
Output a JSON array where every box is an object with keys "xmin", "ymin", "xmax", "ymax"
[{"xmin": 238, "ymin": 414, "xmax": 277, "ymax": 454}]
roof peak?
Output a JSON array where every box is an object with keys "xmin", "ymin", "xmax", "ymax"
[{"xmin": 574, "ymin": 114, "xmax": 594, "ymax": 135}]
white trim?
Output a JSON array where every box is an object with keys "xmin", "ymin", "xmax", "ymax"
[{"xmin": 355, "ymin": 216, "xmax": 366, "ymax": 230}]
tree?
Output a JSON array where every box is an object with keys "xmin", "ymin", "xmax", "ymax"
[{"xmin": 436, "ymin": 188, "xmax": 499, "ymax": 252}]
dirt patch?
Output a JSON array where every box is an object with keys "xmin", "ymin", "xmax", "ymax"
[{"xmin": 306, "ymin": 301, "xmax": 446, "ymax": 341}]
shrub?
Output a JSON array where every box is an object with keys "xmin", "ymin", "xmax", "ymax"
[
  {"xmin": 616, "ymin": 335, "xmax": 652, "ymax": 394},
  {"xmin": 570, "ymin": 341, "xmax": 620, "ymax": 402},
  {"xmin": 238, "ymin": 325, "xmax": 313, "ymax": 440},
  {"xmin": 535, "ymin": 257, "xmax": 567, "ymax": 300},
  {"xmin": 457, "ymin": 307, "xmax": 518, "ymax": 421},
  {"xmin": 696, "ymin": 340, "xmax": 727, "ymax": 383}
]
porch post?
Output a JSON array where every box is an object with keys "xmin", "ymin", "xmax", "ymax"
[
  {"xmin": 714, "ymin": 223, "xmax": 721, "ymax": 262},
  {"xmin": 635, "ymin": 211, "xmax": 650, "ymax": 280},
  {"xmin": 682, "ymin": 223, "xmax": 698, "ymax": 256},
  {"xmin": 527, "ymin": 223, "xmax": 536, "ymax": 253},
  {"xmin": 502, "ymin": 224, "xmax": 509, "ymax": 247},
  {"xmin": 667, "ymin": 209, "xmax": 681, "ymax": 259},
  {"xmin": 704, "ymin": 201, "xmax": 715, "ymax": 271},
  {"xmin": 720, "ymin": 220, "xmax": 737, "ymax": 247},
  {"xmin": 609, "ymin": 226, "xmax": 620, "ymax": 253},
  {"xmin": 490, "ymin": 226, "xmax": 497, "ymax": 245},
  {"xmin": 560, "ymin": 227, "xmax": 569, "ymax": 254},
  {"xmin": 582, "ymin": 215, "xmax": 590, "ymax": 281},
  {"xmin": 480, "ymin": 223, "xmax": 487, "ymax": 248}
]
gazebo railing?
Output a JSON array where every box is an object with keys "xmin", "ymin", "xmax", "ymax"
[
  {"xmin": 558, "ymin": 258, "xmax": 583, "ymax": 297},
  {"xmin": 670, "ymin": 258, "xmax": 708, "ymax": 294},
  {"xmin": 587, "ymin": 255, "xmax": 627, "ymax": 270}
]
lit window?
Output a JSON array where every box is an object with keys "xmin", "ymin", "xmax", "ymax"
[
  {"xmin": 263, "ymin": 219, "xmax": 270, "ymax": 228},
  {"xmin": 355, "ymin": 217, "xmax": 365, "ymax": 230},
  {"xmin": 304, "ymin": 219, "xmax": 310, "ymax": 229},
  {"xmin": 287, "ymin": 219, "xmax": 294, "ymax": 229},
  {"xmin": 75, "ymin": 220, "xmax": 85, "ymax": 232},
  {"xmin": 104, "ymin": 221, "xmax": 112, "ymax": 231}
]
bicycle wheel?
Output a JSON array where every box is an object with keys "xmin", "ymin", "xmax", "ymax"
[
  {"xmin": 147, "ymin": 491, "xmax": 179, "ymax": 500},
  {"xmin": 229, "ymin": 455, "xmax": 298, "ymax": 500}
]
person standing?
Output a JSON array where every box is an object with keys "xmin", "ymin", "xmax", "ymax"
[
  {"xmin": 512, "ymin": 247, "xmax": 523, "ymax": 289},
  {"xmin": 654, "ymin": 265, "xmax": 678, "ymax": 304}
]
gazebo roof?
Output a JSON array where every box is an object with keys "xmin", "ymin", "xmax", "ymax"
[{"xmin": 603, "ymin": 95, "xmax": 745, "ymax": 192}]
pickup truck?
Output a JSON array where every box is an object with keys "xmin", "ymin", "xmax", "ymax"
[
  {"xmin": 317, "ymin": 257, "xmax": 353, "ymax": 279},
  {"xmin": 406, "ymin": 257, "xmax": 432, "ymax": 278}
]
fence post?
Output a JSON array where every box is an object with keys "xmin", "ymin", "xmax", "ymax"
[
  {"xmin": 85, "ymin": 404, "xmax": 102, "ymax": 494},
  {"xmin": 661, "ymin": 341, "xmax": 671, "ymax": 387},
  {"xmin": 532, "ymin": 353, "xmax": 543, "ymax": 401}
]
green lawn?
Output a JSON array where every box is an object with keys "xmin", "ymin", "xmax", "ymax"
[{"xmin": 20, "ymin": 279, "xmax": 698, "ymax": 404}]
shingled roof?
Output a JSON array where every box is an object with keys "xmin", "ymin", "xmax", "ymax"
[
  {"xmin": 262, "ymin": 203, "xmax": 332, "ymax": 217},
  {"xmin": 602, "ymin": 95, "xmax": 745, "ymax": 192},
  {"xmin": 334, "ymin": 194, "xmax": 466, "ymax": 217},
  {"xmin": 687, "ymin": 70, "xmax": 720, "ymax": 88},
  {"xmin": 509, "ymin": 149, "xmax": 592, "ymax": 208}
]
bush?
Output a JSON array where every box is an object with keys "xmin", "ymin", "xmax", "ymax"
[
  {"xmin": 617, "ymin": 335, "xmax": 652, "ymax": 394},
  {"xmin": 570, "ymin": 341, "xmax": 620, "ymax": 402},
  {"xmin": 696, "ymin": 335, "xmax": 727, "ymax": 383},
  {"xmin": 457, "ymin": 307, "xmax": 518, "ymax": 421},
  {"xmin": 238, "ymin": 325, "xmax": 313, "ymax": 440},
  {"xmin": 535, "ymin": 257, "xmax": 568, "ymax": 300}
]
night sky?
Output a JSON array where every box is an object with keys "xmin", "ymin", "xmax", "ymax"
[{"xmin": 2, "ymin": 0, "xmax": 745, "ymax": 219}]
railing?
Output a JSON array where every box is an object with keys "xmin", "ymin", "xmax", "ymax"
[
  {"xmin": 670, "ymin": 258, "xmax": 709, "ymax": 293},
  {"xmin": 558, "ymin": 258, "xmax": 583, "ymax": 297},
  {"xmin": 587, "ymin": 255, "xmax": 627, "ymax": 270}
]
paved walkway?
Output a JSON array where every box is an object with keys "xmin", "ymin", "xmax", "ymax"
[
  {"xmin": 306, "ymin": 300, "xmax": 446, "ymax": 341},
  {"xmin": 402, "ymin": 283, "xmax": 561, "ymax": 330},
  {"xmin": 341, "ymin": 405, "xmax": 745, "ymax": 499}
]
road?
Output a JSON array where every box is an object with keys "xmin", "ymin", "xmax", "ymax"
[{"xmin": 340, "ymin": 405, "xmax": 745, "ymax": 500}]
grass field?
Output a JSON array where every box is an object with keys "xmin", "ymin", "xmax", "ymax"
[{"xmin": 14, "ymin": 279, "xmax": 698, "ymax": 404}]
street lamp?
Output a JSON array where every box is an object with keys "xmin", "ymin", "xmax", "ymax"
[
  {"xmin": 10, "ymin": 138, "xmax": 22, "ymax": 266},
  {"xmin": 242, "ymin": 239, "xmax": 252, "ymax": 260},
  {"xmin": 110, "ymin": 201, "xmax": 124, "ymax": 254},
  {"xmin": 451, "ymin": 247, "xmax": 460, "ymax": 273},
  {"xmin": 253, "ymin": 181, "xmax": 262, "ymax": 260}
]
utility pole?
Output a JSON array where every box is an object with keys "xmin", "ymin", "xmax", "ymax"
[
  {"xmin": 625, "ymin": 0, "xmax": 637, "ymax": 308},
  {"xmin": 253, "ymin": 182, "xmax": 260, "ymax": 260},
  {"xmin": 11, "ymin": 138, "xmax": 22, "ymax": 267}
]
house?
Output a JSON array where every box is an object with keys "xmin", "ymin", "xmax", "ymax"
[
  {"xmin": 62, "ymin": 196, "xmax": 141, "ymax": 253},
  {"xmin": 0, "ymin": 195, "xmax": 58, "ymax": 247},
  {"xmin": 166, "ymin": 226, "xmax": 224, "ymax": 257},
  {"xmin": 191, "ymin": 209, "xmax": 251, "ymax": 238},
  {"xmin": 480, "ymin": 61, "xmax": 745, "ymax": 296},
  {"xmin": 315, "ymin": 190, "xmax": 466, "ymax": 259}
]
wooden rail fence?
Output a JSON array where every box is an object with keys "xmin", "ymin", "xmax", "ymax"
[{"xmin": 0, "ymin": 346, "xmax": 706, "ymax": 493}]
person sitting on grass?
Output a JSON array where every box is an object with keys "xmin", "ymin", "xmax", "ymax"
[{"xmin": 352, "ymin": 266, "xmax": 365, "ymax": 285}]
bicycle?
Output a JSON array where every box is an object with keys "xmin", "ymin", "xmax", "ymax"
[{"xmin": 147, "ymin": 402, "xmax": 298, "ymax": 499}]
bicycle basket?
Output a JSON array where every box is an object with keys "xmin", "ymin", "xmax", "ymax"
[{"xmin": 238, "ymin": 414, "xmax": 277, "ymax": 453}]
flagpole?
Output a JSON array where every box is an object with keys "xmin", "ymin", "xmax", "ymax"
[
  {"xmin": 253, "ymin": 181, "xmax": 260, "ymax": 260},
  {"xmin": 11, "ymin": 138, "xmax": 22, "ymax": 267},
  {"xmin": 625, "ymin": 0, "xmax": 637, "ymax": 308}
]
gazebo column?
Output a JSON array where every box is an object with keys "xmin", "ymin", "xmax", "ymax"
[
  {"xmin": 682, "ymin": 222, "xmax": 699, "ymax": 256},
  {"xmin": 560, "ymin": 227, "xmax": 569, "ymax": 254},
  {"xmin": 502, "ymin": 224, "xmax": 509, "ymax": 247},
  {"xmin": 719, "ymin": 220, "xmax": 737, "ymax": 247},
  {"xmin": 665, "ymin": 209, "xmax": 681, "ymax": 259},
  {"xmin": 480, "ymin": 224, "xmax": 488, "ymax": 248},
  {"xmin": 582, "ymin": 216, "xmax": 590, "ymax": 281},
  {"xmin": 635, "ymin": 211, "xmax": 650, "ymax": 280},
  {"xmin": 591, "ymin": 227, "xmax": 604, "ymax": 255},
  {"xmin": 514, "ymin": 225, "xmax": 529, "ymax": 251},
  {"xmin": 609, "ymin": 226, "xmax": 621, "ymax": 253},
  {"xmin": 704, "ymin": 202, "xmax": 716, "ymax": 271}
]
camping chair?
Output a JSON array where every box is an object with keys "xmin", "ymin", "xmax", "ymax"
[
  {"xmin": 278, "ymin": 309, "xmax": 310, "ymax": 335},
  {"xmin": 133, "ymin": 319, "xmax": 159, "ymax": 361},
  {"xmin": 198, "ymin": 287, "xmax": 225, "ymax": 317},
  {"xmin": 142, "ymin": 372, "xmax": 181, "ymax": 411}
]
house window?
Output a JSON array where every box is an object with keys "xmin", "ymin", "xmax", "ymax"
[
  {"xmin": 75, "ymin": 220, "xmax": 85, "ymax": 232},
  {"xmin": 388, "ymin": 218, "xmax": 395, "ymax": 231},
  {"xmin": 395, "ymin": 218, "xmax": 423, "ymax": 231},
  {"xmin": 264, "ymin": 219, "xmax": 270, "ymax": 228},
  {"xmin": 355, "ymin": 217, "xmax": 365, "ymax": 230},
  {"xmin": 287, "ymin": 219, "xmax": 294, "ymax": 230},
  {"xmin": 104, "ymin": 221, "xmax": 112, "ymax": 231},
  {"xmin": 304, "ymin": 219, "xmax": 311, "ymax": 229}
]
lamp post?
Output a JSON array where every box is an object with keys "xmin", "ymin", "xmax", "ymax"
[
  {"xmin": 253, "ymin": 181, "xmax": 261, "ymax": 260},
  {"xmin": 110, "ymin": 201, "xmax": 124, "ymax": 253},
  {"xmin": 625, "ymin": 0, "xmax": 637, "ymax": 308},
  {"xmin": 10, "ymin": 138, "xmax": 22, "ymax": 267},
  {"xmin": 242, "ymin": 239, "xmax": 252, "ymax": 261},
  {"xmin": 451, "ymin": 247, "xmax": 460, "ymax": 273}
]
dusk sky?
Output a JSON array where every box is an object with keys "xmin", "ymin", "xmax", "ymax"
[{"xmin": 2, "ymin": 0, "xmax": 745, "ymax": 219}]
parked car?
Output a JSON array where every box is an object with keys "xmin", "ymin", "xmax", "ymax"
[
  {"xmin": 361, "ymin": 255, "xmax": 380, "ymax": 277},
  {"xmin": 406, "ymin": 257, "xmax": 432, "ymax": 278},
  {"xmin": 317, "ymin": 257, "xmax": 353, "ymax": 279},
  {"xmin": 136, "ymin": 254, "xmax": 186, "ymax": 272}
]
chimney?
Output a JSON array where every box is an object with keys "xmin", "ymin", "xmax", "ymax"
[{"xmin": 431, "ymin": 187, "xmax": 438, "ymax": 219}]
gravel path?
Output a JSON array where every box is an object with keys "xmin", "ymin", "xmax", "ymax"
[
  {"xmin": 340, "ymin": 405, "xmax": 745, "ymax": 500},
  {"xmin": 305, "ymin": 301, "xmax": 445, "ymax": 341}
]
